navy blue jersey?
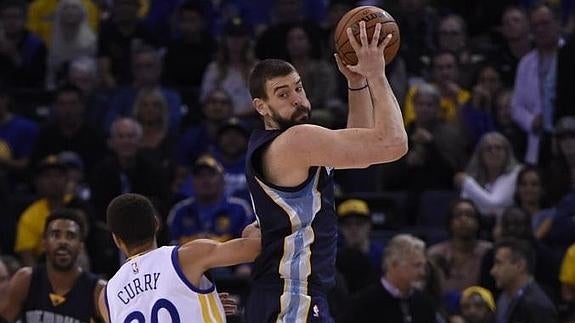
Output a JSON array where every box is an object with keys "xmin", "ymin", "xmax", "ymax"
[
  {"xmin": 21, "ymin": 264, "xmax": 99, "ymax": 323},
  {"xmin": 245, "ymin": 129, "xmax": 337, "ymax": 321}
]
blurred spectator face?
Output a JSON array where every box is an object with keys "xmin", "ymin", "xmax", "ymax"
[
  {"xmin": 43, "ymin": 219, "xmax": 83, "ymax": 271},
  {"xmin": 477, "ymin": 66, "xmax": 501, "ymax": 96},
  {"xmin": 112, "ymin": 0, "xmax": 140, "ymax": 24},
  {"xmin": 413, "ymin": 92, "xmax": 439, "ymax": 125},
  {"xmin": 0, "ymin": 259, "xmax": 9, "ymax": 298},
  {"xmin": 217, "ymin": 128, "xmax": 248, "ymax": 159},
  {"xmin": 495, "ymin": 91, "xmax": 513, "ymax": 126},
  {"xmin": 286, "ymin": 27, "xmax": 311, "ymax": 58},
  {"xmin": 461, "ymin": 293, "xmax": 493, "ymax": 323},
  {"xmin": 558, "ymin": 131, "xmax": 575, "ymax": 160},
  {"xmin": 59, "ymin": 0, "xmax": 85, "ymax": 27},
  {"xmin": 35, "ymin": 168, "xmax": 68, "ymax": 200},
  {"xmin": 192, "ymin": 168, "xmax": 224, "ymax": 200},
  {"xmin": 135, "ymin": 92, "xmax": 166, "ymax": 129},
  {"xmin": 500, "ymin": 207, "xmax": 531, "ymax": 239},
  {"xmin": 530, "ymin": 6, "xmax": 560, "ymax": 50},
  {"xmin": 432, "ymin": 53, "xmax": 458, "ymax": 85},
  {"xmin": 491, "ymin": 247, "xmax": 520, "ymax": 290},
  {"xmin": 396, "ymin": 249, "xmax": 427, "ymax": 289},
  {"xmin": 502, "ymin": 8, "xmax": 529, "ymax": 41},
  {"xmin": 438, "ymin": 16, "xmax": 466, "ymax": 53},
  {"xmin": 340, "ymin": 216, "xmax": 371, "ymax": 250},
  {"xmin": 0, "ymin": 5, "xmax": 25, "ymax": 36},
  {"xmin": 225, "ymin": 34, "xmax": 250, "ymax": 56},
  {"xmin": 54, "ymin": 90, "xmax": 85, "ymax": 129},
  {"xmin": 450, "ymin": 201, "xmax": 479, "ymax": 240},
  {"xmin": 480, "ymin": 135, "xmax": 507, "ymax": 174},
  {"xmin": 516, "ymin": 169, "xmax": 542, "ymax": 205},
  {"xmin": 179, "ymin": 9, "xmax": 204, "ymax": 36},
  {"xmin": 202, "ymin": 90, "xmax": 233, "ymax": 122},
  {"xmin": 108, "ymin": 119, "xmax": 141, "ymax": 159},
  {"xmin": 132, "ymin": 52, "xmax": 162, "ymax": 87},
  {"xmin": 68, "ymin": 58, "xmax": 98, "ymax": 93}
]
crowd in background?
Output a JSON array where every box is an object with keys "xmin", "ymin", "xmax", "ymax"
[{"xmin": 1, "ymin": 0, "xmax": 575, "ymax": 322}]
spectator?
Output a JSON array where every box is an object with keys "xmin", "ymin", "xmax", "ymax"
[
  {"xmin": 511, "ymin": 3, "xmax": 563, "ymax": 166},
  {"xmin": 493, "ymin": 89, "xmax": 527, "ymax": 162},
  {"xmin": 0, "ymin": 0, "xmax": 47, "ymax": 90},
  {"xmin": 212, "ymin": 117, "xmax": 250, "ymax": 200},
  {"xmin": 404, "ymin": 51, "xmax": 470, "ymax": 127},
  {"xmin": 13, "ymin": 155, "xmax": 93, "ymax": 267},
  {"xmin": 452, "ymin": 286, "xmax": 496, "ymax": 323},
  {"xmin": 167, "ymin": 154, "xmax": 252, "ymax": 245},
  {"xmin": 26, "ymin": 0, "xmax": 99, "ymax": 46},
  {"xmin": 559, "ymin": 244, "xmax": 575, "ymax": 319},
  {"xmin": 335, "ymin": 199, "xmax": 382, "ymax": 294},
  {"xmin": 58, "ymin": 150, "xmax": 89, "ymax": 201},
  {"xmin": 0, "ymin": 210, "xmax": 106, "ymax": 322},
  {"xmin": 455, "ymin": 132, "xmax": 522, "ymax": 218},
  {"xmin": 339, "ymin": 234, "xmax": 436, "ymax": 323},
  {"xmin": 405, "ymin": 82, "xmax": 468, "ymax": 191},
  {"xmin": 0, "ymin": 88, "xmax": 39, "ymax": 191},
  {"xmin": 460, "ymin": 64, "xmax": 500, "ymax": 147},
  {"xmin": 491, "ymin": 238, "xmax": 558, "ymax": 323},
  {"xmin": 428, "ymin": 198, "xmax": 492, "ymax": 299},
  {"xmin": 163, "ymin": 1, "xmax": 217, "ymax": 112},
  {"xmin": 46, "ymin": 0, "xmax": 97, "ymax": 89},
  {"xmin": 28, "ymin": 84, "xmax": 107, "ymax": 175},
  {"xmin": 104, "ymin": 45, "xmax": 183, "ymax": 134},
  {"xmin": 97, "ymin": 0, "xmax": 157, "ymax": 87},
  {"xmin": 66, "ymin": 56, "xmax": 112, "ymax": 131},
  {"xmin": 514, "ymin": 165, "xmax": 554, "ymax": 240},
  {"xmin": 200, "ymin": 18, "xmax": 257, "ymax": 118},
  {"xmin": 490, "ymin": 6, "xmax": 532, "ymax": 87}
]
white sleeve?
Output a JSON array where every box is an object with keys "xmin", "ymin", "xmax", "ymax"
[{"xmin": 461, "ymin": 168, "xmax": 520, "ymax": 215}]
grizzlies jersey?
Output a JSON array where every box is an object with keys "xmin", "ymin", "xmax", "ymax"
[
  {"xmin": 22, "ymin": 264, "xmax": 98, "ymax": 323},
  {"xmin": 245, "ymin": 129, "xmax": 338, "ymax": 321},
  {"xmin": 105, "ymin": 246, "xmax": 225, "ymax": 323}
]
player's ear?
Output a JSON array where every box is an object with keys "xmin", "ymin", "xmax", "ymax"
[{"xmin": 253, "ymin": 98, "xmax": 268, "ymax": 117}]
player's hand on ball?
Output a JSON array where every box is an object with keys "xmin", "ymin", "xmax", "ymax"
[{"xmin": 345, "ymin": 21, "xmax": 392, "ymax": 78}]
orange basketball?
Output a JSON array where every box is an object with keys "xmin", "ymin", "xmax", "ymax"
[{"xmin": 334, "ymin": 6, "xmax": 400, "ymax": 66}]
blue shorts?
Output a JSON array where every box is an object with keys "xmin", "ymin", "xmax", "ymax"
[{"xmin": 245, "ymin": 287, "xmax": 334, "ymax": 323}]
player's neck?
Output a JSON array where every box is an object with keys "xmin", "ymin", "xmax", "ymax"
[
  {"xmin": 47, "ymin": 263, "xmax": 81, "ymax": 294},
  {"xmin": 126, "ymin": 241, "xmax": 157, "ymax": 260}
]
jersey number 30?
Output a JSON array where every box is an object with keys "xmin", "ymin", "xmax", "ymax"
[{"xmin": 124, "ymin": 298, "xmax": 180, "ymax": 323}]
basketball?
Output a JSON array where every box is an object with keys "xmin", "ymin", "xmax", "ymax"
[{"xmin": 334, "ymin": 6, "xmax": 400, "ymax": 66}]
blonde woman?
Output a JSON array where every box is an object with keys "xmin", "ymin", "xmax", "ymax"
[
  {"xmin": 454, "ymin": 131, "xmax": 522, "ymax": 217},
  {"xmin": 47, "ymin": 0, "xmax": 97, "ymax": 89}
]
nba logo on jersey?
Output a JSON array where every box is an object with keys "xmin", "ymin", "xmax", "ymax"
[{"xmin": 131, "ymin": 262, "xmax": 139, "ymax": 274}]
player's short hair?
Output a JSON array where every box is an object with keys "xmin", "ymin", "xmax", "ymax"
[
  {"xmin": 107, "ymin": 193, "xmax": 157, "ymax": 248},
  {"xmin": 44, "ymin": 208, "xmax": 87, "ymax": 241},
  {"xmin": 383, "ymin": 234, "xmax": 425, "ymax": 270},
  {"xmin": 249, "ymin": 59, "xmax": 297, "ymax": 100}
]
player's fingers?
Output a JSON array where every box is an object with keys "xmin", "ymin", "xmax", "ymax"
[
  {"xmin": 379, "ymin": 33, "xmax": 392, "ymax": 51},
  {"xmin": 346, "ymin": 26, "xmax": 360, "ymax": 52},
  {"xmin": 371, "ymin": 23, "xmax": 382, "ymax": 48},
  {"xmin": 358, "ymin": 20, "xmax": 368, "ymax": 47}
]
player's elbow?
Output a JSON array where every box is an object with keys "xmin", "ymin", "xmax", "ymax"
[{"xmin": 375, "ymin": 133, "xmax": 408, "ymax": 163}]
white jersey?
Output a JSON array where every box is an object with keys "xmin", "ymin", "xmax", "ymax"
[{"xmin": 105, "ymin": 246, "xmax": 226, "ymax": 323}]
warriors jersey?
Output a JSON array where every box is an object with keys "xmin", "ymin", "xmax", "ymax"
[
  {"xmin": 104, "ymin": 246, "xmax": 225, "ymax": 323},
  {"xmin": 245, "ymin": 129, "xmax": 338, "ymax": 322},
  {"xmin": 21, "ymin": 264, "xmax": 99, "ymax": 323}
]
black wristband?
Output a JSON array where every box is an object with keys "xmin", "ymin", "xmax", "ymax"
[{"xmin": 348, "ymin": 83, "xmax": 368, "ymax": 91}]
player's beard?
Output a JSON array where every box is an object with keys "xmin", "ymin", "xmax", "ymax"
[{"xmin": 270, "ymin": 104, "xmax": 311, "ymax": 130}]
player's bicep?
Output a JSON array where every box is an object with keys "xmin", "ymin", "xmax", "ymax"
[
  {"xmin": 280, "ymin": 125, "xmax": 405, "ymax": 169},
  {"xmin": 182, "ymin": 238, "xmax": 260, "ymax": 271},
  {"xmin": 0, "ymin": 268, "xmax": 31, "ymax": 321}
]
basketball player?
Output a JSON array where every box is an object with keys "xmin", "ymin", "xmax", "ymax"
[
  {"xmin": 0, "ymin": 209, "xmax": 107, "ymax": 322},
  {"xmin": 97, "ymin": 193, "xmax": 260, "ymax": 322},
  {"xmin": 245, "ymin": 21, "xmax": 407, "ymax": 322}
]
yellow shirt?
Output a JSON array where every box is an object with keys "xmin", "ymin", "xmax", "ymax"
[
  {"xmin": 14, "ymin": 195, "xmax": 73, "ymax": 256},
  {"xmin": 560, "ymin": 244, "xmax": 575, "ymax": 286},
  {"xmin": 26, "ymin": 0, "xmax": 150, "ymax": 45},
  {"xmin": 403, "ymin": 84, "xmax": 470, "ymax": 126}
]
